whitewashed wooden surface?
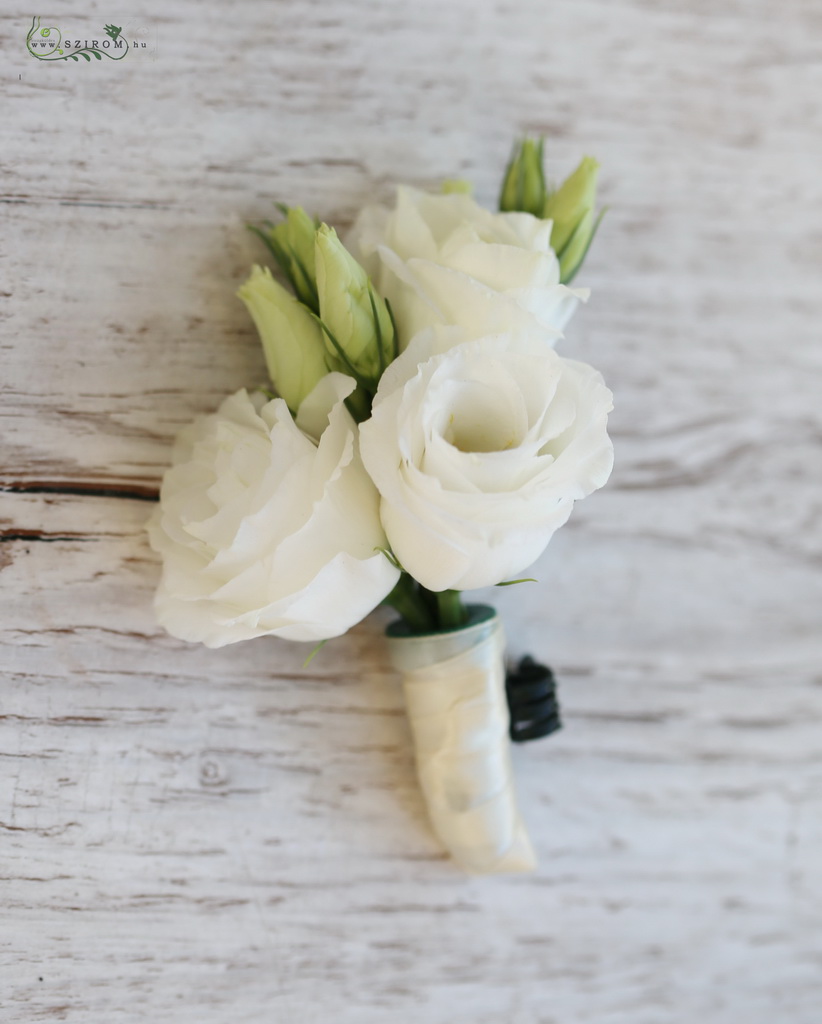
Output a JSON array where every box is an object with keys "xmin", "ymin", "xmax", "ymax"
[{"xmin": 2, "ymin": 1, "xmax": 821, "ymax": 1020}]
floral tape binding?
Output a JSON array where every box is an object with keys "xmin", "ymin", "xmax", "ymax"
[{"xmin": 387, "ymin": 608, "xmax": 536, "ymax": 874}]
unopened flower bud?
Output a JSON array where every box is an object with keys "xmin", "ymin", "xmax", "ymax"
[
  {"xmin": 441, "ymin": 179, "xmax": 473, "ymax": 195},
  {"xmin": 237, "ymin": 265, "xmax": 331, "ymax": 411},
  {"xmin": 542, "ymin": 157, "xmax": 601, "ymax": 280},
  {"xmin": 259, "ymin": 206, "xmax": 320, "ymax": 312},
  {"xmin": 314, "ymin": 224, "xmax": 395, "ymax": 386},
  {"xmin": 499, "ymin": 138, "xmax": 547, "ymax": 217}
]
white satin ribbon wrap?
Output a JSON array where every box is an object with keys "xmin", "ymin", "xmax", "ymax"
[{"xmin": 387, "ymin": 613, "xmax": 536, "ymax": 874}]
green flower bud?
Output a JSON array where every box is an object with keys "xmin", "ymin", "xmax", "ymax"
[
  {"xmin": 499, "ymin": 138, "xmax": 547, "ymax": 217},
  {"xmin": 441, "ymin": 179, "xmax": 473, "ymax": 195},
  {"xmin": 237, "ymin": 265, "xmax": 332, "ymax": 411},
  {"xmin": 255, "ymin": 206, "xmax": 320, "ymax": 313},
  {"xmin": 314, "ymin": 224, "xmax": 395, "ymax": 386},
  {"xmin": 542, "ymin": 156, "xmax": 600, "ymax": 257}
]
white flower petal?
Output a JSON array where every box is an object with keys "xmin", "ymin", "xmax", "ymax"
[
  {"xmin": 346, "ymin": 186, "xmax": 586, "ymax": 346},
  {"xmin": 149, "ymin": 385, "xmax": 400, "ymax": 647},
  {"xmin": 359, "ymin": 330, "xmax": 613, "ymax": 592}
]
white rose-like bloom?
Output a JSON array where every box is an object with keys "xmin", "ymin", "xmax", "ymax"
[
  {"xmin": 359, "ymin": 325, "xmax": 614, "ymax": 592},
  {"xmin": 148, "ymin": 374, "xmax": 399, "ymax": 646},
  {"xmin": 348, "ymin": 187, "xmax": 588, "ymax": 346}
]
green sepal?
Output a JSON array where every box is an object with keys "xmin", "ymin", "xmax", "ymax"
[{"xmin": 559, "ymin": 207, "xmax": 607, "ymax": 285}]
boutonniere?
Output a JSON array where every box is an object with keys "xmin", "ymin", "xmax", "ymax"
[{"xmin": 148, "ymin": 139, "xmax": 612, "ymax": 873}]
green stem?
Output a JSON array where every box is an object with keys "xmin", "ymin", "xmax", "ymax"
[
  {"xmin": 434, "ymin": 589, "xmax": 468, "ymax": 630},
  {"xmin": 383, "ymin": 573, "xmax": 434, "ymax": 633},
  {"xmin": 344, "ymin": 385, "xmax": 371, "ymax": 424},
  {"xmin": 384, "ymin": 575, "xmax": 469, "ymax": 635}
]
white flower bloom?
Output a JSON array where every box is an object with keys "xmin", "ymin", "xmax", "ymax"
[
  {"xmin": 359, "ymin": 324, "xmax": 614, "ymax": 592},
  {"xmin": 348, "ymin": 187, "xmax": 588, "ymax": 347},
  {"xmin": 148, "ymin": 374, "xmax": 399, "ymax": 646}
]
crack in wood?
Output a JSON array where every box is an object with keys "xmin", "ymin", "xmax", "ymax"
[
  {"xmin": 0, "ymin": 531, "xmax": 97, "ymax": 544},
  {"xmin": 1, "ymin": 482, "xmax": 159, "ymax": 502}
]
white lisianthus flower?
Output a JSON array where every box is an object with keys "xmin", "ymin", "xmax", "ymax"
[
  {"xmin": 348, "ymin": 187, "xmax": 588, "ymax": 347},
  {"xmin": 359, "ymin": 324, "xmax": 614, "ymax": 592},
  {"xmin": 148, "ymin": 374, "xmax": 399, "ymax": 646}
]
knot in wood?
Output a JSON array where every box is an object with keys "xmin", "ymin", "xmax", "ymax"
[{"xmin": 199, "ymin": 755, "xmax": 228, "ymax": 787}]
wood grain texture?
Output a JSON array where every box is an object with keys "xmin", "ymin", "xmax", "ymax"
[{"xmin": 2, "ymin": 1, "xmax": 821, "ymax": 1021}]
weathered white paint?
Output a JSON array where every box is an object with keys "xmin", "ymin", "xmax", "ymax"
[{"xmin": 2, "ymin": 1, "xmax": 821, "ymax": 1020}]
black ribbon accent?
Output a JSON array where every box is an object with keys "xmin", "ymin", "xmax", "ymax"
[{"xmin": 505, "ymin": 656, "xmax": 562, "ymax": 743}]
